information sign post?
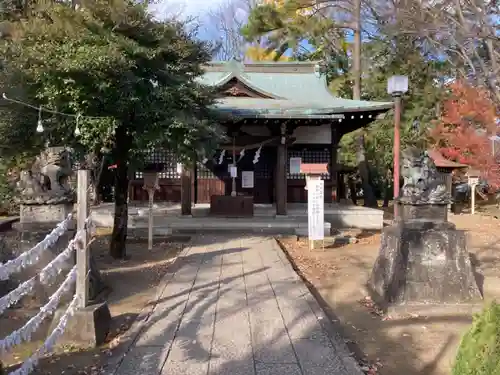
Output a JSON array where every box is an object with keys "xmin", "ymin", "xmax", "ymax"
[{"xmin": 301, "ymin": 163, "xmax": 328, "ymax": 251}]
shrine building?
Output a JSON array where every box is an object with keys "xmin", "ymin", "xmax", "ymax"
[{"xmin": 128, "ymin": 59, "xmax": 393, "ymax": 216}]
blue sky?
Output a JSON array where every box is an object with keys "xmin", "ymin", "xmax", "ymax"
[{"xmin": 150, "ymin": 0, "xmax": 253, "ymax": 42}]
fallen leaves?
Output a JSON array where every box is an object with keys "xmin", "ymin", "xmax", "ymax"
[
  {"xmin": 358, "ymin": 296, "xmax": 385, "ymax": 318},
  {"xmin": 360, "ymin": 358, "xmax": 383, "ymax": 374},
  {"xmin": 361, "ymin": 362, "xmax": 383, "ymax": 374}
]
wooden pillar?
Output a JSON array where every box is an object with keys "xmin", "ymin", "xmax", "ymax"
[
  {"xmin": 276, "ymin": 124, "xmax": 287, "ymax": 215},
  {"xmin": 181, "ymin": 165, "xmax": 192, "ymax": 216},
  {"xmin": 330, "ymin": 126, "xmax": 339, "ymax": 203},
  {"xmin": 76, "ymin": 170, "xmax": 90, "ymax": 308}
]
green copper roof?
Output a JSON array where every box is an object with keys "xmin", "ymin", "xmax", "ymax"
[{"xmin": 199, "ymin": 59, "xmax": 393, "ymax": 118}]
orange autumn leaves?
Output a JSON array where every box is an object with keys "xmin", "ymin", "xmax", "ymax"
[{"xmin": 430, "ymin": 81, "xmax": 499, "ymax": 188}]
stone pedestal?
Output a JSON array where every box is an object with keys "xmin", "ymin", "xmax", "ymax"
[
  {"xmin": 397, "ymin": 201, "xmax": 449, "ymax": 223},
  {"xmin": 19, "ymin": 202, "xmax": 74, "ymax": 224},
  {"xmin": 367, "ymin": 202, "xmax": 482, "ymax": 316},
  {"xmin": 49, "ymin": 302, "xmax": 111, "ymax": 347}
]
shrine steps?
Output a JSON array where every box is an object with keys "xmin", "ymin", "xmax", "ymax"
[{"xmin": 91, "ymin": 203, "xmax": 383, "ymax": 235}]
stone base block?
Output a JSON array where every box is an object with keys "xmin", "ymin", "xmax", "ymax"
[
  {"xmin": 50, "ymin": 302, "xmax": 111, "ymax": 347},
  {"xmin": 367, "ymin": 221, "xmax": 482, "ymax": 313},
  {"xmin": 19, "ymin": 203, "xmax": 74, "ymax": 224},
  {"xmin": 397, "ymin": 202, "xmax": 449, "ymax": 223}
]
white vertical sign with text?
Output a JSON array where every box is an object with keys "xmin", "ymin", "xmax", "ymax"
[{"xmin": 307, "ymin": 178, "xmax": 324, "ymax": 241}]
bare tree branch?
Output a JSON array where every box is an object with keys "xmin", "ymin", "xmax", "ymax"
[
  {"xmin": 206, "ymin": 0, "xmax": 257, "ymax": 60},
  {"xmin": 375, "ymin": 0, "xmax": 500, "ymax": 104}
]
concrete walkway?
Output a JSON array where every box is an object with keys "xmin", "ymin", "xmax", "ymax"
[{"xmin": 109, "ymin": 235, "xmax": 363, "ymax": 375}]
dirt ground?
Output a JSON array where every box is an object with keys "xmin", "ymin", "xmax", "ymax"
[
  {"xmin": 278, "ymin": 212, "xmax": 500, "ymax": 375},
  {"xmin": 0, "ymin": 233, "xmax": 187, "ymax": 375}
]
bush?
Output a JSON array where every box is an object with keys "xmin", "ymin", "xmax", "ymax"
[
  {"xmin": 0, "ymin": 159, "xmax": 22, "ymax": 216},
  {"xmin": 452, "ymin": 301, "xmax": 500, "ymax": 375}
]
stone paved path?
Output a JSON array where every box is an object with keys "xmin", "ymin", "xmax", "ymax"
[{"xmin": 110, "ymin": 235, "xmax": 363, "ymax": 375}]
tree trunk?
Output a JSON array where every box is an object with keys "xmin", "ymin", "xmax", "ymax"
[
  {"xmin": 352, "ymin": 0, "xmax": 362, "ymax": 100},
  {"xmin": 348, "ymin": 174, "xmax": 358, "ymax": 205},
  {"xmin": 91, "ymin": 153, "xmax": 105, "ymax": 206},
  {"xmin": 109, "ymin": 127, "xmax": 131, "ymax": 259},
  {"xmin": 356, "ymin": 134, "xmax": 378, "ymax": 207}
]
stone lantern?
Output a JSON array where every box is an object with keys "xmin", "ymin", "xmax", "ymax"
[{"xmin": 142, "ymin": 163, "xmax": 162, "ymax": 250}]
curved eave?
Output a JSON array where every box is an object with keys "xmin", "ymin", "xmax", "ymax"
[
  {"xmin": 213, "ymin": 99, "xmax": 393, "ymax": 119},
  {"xmin": 339, "ymin": 103, "xmax": 394, "ymax": 112},
  {"xmin": 217, "ymin": 111, "xmax": 346, "ymax": 119},
  {"xmin": 315, "ymin": 72, "xmax": 394, "ymax": 113}
]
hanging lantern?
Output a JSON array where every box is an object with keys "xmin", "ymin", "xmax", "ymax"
[
  {"xmin": 74, "ymin": 114, "xmax": 82, "ymax": 136},
  {"xmin": 36, "ymin": 106, "xmax": 44, "ymax": 133}
]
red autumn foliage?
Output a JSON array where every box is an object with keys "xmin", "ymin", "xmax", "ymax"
[{"xmin": 430, "ymin": 81, "xmax": 499, "ymax": 188}]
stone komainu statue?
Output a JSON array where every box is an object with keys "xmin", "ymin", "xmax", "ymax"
[
  {"xmin": 399, "ymin": 148, "xmax": 451, "ymax": 205},
  {"xmin": 16, "ymin": 147, "xmax": 75, "ymax": 203}
]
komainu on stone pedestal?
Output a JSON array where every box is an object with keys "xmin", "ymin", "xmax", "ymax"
[
  {"xmin": 367, "ymin": 148, "xmax": 482, "ymax": 315},
  {"xmin": 10, "ymin": 147, "xmax": 107, "ymax": 303},
  {"xmin": 15, "ymin": 146, "xmax": 75, "ymax": 205}
]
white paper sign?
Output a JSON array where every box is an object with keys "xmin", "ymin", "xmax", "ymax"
[
  {"xmin": 468, "ymin": 176, "xmax": 479, "ymax": 185},
  {"xmin": 307, "ymin": 178, "xmax": 324, "ymax": 240},
  {"xmin": 242, "ymin": 171, "xmax": 254, "ymax": 188},
  {"xmin": 290, "ymin": 157, "xmax": 302, "ymax": 174},
  {"xmin": 230, "ymin": 166, "xmax": 238, "ymax": 178}
]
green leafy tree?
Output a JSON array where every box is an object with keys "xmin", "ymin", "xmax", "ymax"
[
  {"xmin": 241, "ymin": 0, "xmax": 349, "ymax": 74},
  {"xmin": 339, "ymin": 36, "xmax": 449, "ymax": 202},
  {"xmin": 0, "ymin": 0, "xmax": 221, "ymax": 258}
]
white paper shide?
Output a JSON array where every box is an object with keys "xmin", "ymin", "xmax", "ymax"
[
  {"xmin": 0, "ymin": 214, "xmax": 73, "ymax": 281},
  {"xmin": 0, "ymin": 214, "xmax": 94, "ymax": 375}
]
